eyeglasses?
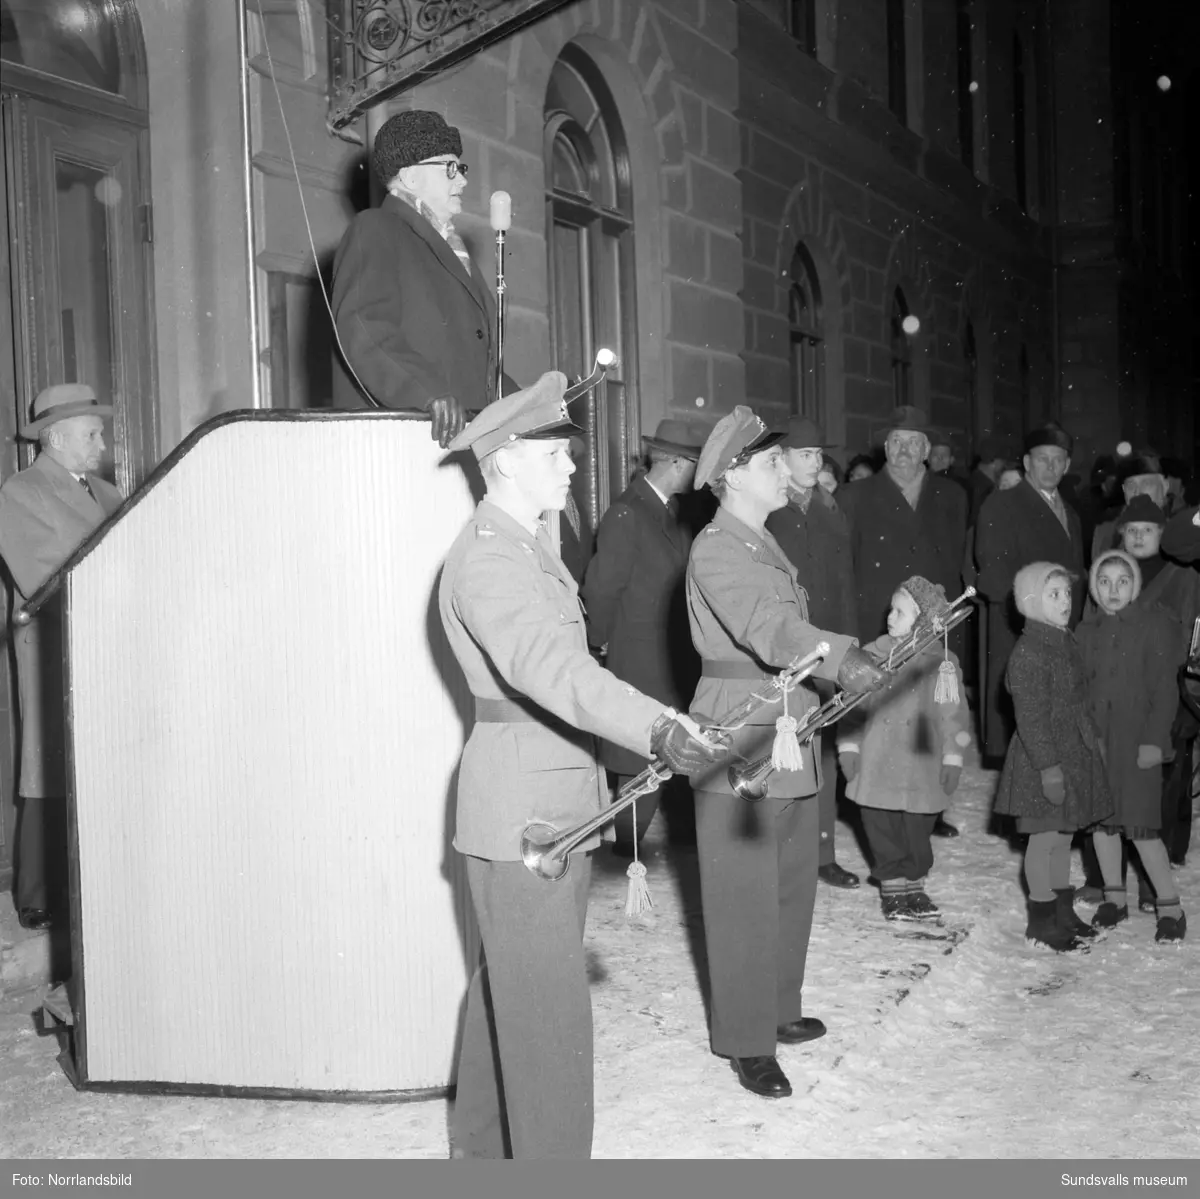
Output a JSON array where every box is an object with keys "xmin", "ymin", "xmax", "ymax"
[{"xmin": 417, "ymin": 160, "xmax": 468, "ymax": 179}]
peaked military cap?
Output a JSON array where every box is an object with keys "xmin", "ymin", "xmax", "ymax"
[
  {"xmin": 693, "ymin": 405, "xmax": 782, "ymax": 490},
  {"xmin": 448, "ymin": 371, "xmax": 582, "ymax": 460}
]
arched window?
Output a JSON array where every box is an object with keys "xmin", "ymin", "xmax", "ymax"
[
  {"xmin": 788, "ymin": 244, "xmax": 824, "ymax": 421},
  {"xmin": 544, "ymin": 46, "xmax": 637, "ymax": 530},
  {"xmin": 963, "ymin": 319, "xmax": 978, "ymax": 446},
  {"xmin": 891, "ymin": 288, "xmax": 913, "ymax": 408}
]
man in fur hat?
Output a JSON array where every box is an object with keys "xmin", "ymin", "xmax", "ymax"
[
  {"xmin": 975, "ymin": 422, "xmax": 1085, "ymax": 761},
  {"xmin": 0, "ymin": 384, "xmax": 123, "ymax": 929},
  {"xmin": 332, "ymin": 110, "xmax": 499, "ymax": 447},
  {"xmin": 582, "ymin": 417, "xmax": 711, "ymax": 855}
]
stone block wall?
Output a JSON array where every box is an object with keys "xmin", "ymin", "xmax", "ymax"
[{"xmin": 738, "ymin": 1, "xmax": 1055, "ymax": 466}]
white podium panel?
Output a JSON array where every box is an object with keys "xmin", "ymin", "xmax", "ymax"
[{"xmin": 65, "ymin": 415, "xmax": 479, "ymax": 1096}]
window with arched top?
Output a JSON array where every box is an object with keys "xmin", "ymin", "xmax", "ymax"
[
  {"xmin": 788, "ymin": 244, "xmax": 824, "ymax": 422},
  {"xmin": 891, "ymin": 288, "xmax": 913, "ymax": 407},
  {"xmin": 0, "ymin": 0, "xmax": 147, "ymax": 106},
  {"xmin": 544, "ymin": 45, "xmax": 638, "ymax": 530}
]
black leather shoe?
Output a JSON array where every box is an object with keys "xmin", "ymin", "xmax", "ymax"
[
  {"xmin": 818, "ymin": 861, "xmax": 861, "ymax": 889},
  {"xmin": 932, "ymin": 817, "xmax": 960, "ymax": 838},
  {"xmin": 17, "ymin": 907, "xmax": 53, "ymax": 931},
  {"xmin": 777, "ymin": 1017, "xmax": 827, "ymax": 1044},
  {"xmin": 730, "ymin": 1055, "xmax": 792, "ymax": 1098}
]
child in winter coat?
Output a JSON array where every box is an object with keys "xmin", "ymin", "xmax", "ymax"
[
  {"xmin": 837, "ymin": 576, "xmax": 971, "ymax": 922},
  {"xmin": 994, "ymin": 562, "xmax": 1113, "ymax": 951},
  {"xmin": 1076, "ymin": 549, "xmax": 1187, "ymax": 943}
]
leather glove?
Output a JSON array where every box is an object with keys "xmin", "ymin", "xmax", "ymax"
[
  {"xmin": 650, "ymin": 710, "xmax": 727, "ymax": 775},
  {"xmin": 1136, "ymin": 744, "xmax": 1163, "ymax": 769},
  {"xmin": 940, "ymin": 763, "xmax": 962, "ymax": 796},
  {"xmin": 838, "ymin": 751, "xmax": 860, "ymax": 781},
  {"xmin": 835, "ymin": 644, "xmax": 887, "ymax": 695},
  {"xmin": 429, "ymin": 396, "xmax": 468, "ymax": 448},
  {"xmin": 1040, "ymin": 764, "xmax": 1065, "ymax": 805}
]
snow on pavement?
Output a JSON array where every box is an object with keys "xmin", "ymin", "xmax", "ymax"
[{"xmin": 2, "ymin": 754, "xmax": 1197, "ymax": 1159}]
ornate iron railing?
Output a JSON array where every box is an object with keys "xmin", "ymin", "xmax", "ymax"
[{"xmin": 328, "ymin": 0, "xmax": 573, "ymax": 131}]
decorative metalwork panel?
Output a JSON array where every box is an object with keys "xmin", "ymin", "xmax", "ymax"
[{"xmin": 328, "ymin": 0, "xmax": 573, "ymax": 130}]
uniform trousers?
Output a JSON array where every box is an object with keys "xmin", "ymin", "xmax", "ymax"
[
  {"xmin": 14, "ymin": 796, "xmax": 68, "ymax": 911},
  {"xmin": 452, "ymin": 854, "xmax": 593, "ymax": 1160},
  {"xmin": 861, "ymin": 809, "xmax": 939, "ymax": 882},
  {"xmin": 817, "ymin": 736, "xmax": 837, "ymax": 868},
  {"xmin": 693, "ymin": 788, "xmax": 819, "ymax": 1059}
]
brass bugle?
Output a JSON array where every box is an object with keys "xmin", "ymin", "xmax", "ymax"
[
  {"xmin": 520, "ymin": 642, "xmax": 830, "ymax": 881},
  {"xmin": 728, "ymin": 588, "xmax": 977, "ymax": 800},
  {"xmin": 563, "ymin": 348, "xmax": 618, "ymax": 402}
]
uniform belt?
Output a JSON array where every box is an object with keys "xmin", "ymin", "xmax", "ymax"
[
  {"xmin": 474, "ymin": 696, "xmax": 545, "ymax": 723},
  {"xmin": 700, "ymin": 660, "xmax": 776, "ymax": 680}
]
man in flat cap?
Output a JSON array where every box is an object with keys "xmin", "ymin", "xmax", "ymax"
[
  {"xmin": 765, "ymin": 416, "xmax": 860, "ymax": 888},
  {"xmin": 684, "ymin": 406, "xmax": 884, "ymax": 1101},
  {"xmin": 0, "ymin": 384, "xmax": 123, "ymax": 929},
  {"xmin": 332, "ymin": 109, "xmax": 498, "ymax": 447},
  {"xmin": 438, "ymin": 373, "xmax": 724, "ymax": 1159},
  {"xmin": 582, "ymin": 417, "xmax": 711, "ymax": 857},
  {"xmin": 975, "ymin": 422, "xmax": 1085, "ymax": 761}
]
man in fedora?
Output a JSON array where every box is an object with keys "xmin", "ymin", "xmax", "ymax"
[
  {"xmin": 766, "ymin": 416, "xmax": 860, "ymax": 888},
  {"xmin": 582, "ymin": 417, "xmax": 711, "ymax": 855},
  {"xmin": 332, "ymin": 109, "xmax": 499, "ymax": 448},
  {"xmin": 0, "ymin": 384, "xmax": 123, "ymax": 929}
]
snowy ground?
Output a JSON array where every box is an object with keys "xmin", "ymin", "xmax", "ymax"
[{"xmin": 2, "ymin": 751, "xmax": 1198, "ymax": 1159}]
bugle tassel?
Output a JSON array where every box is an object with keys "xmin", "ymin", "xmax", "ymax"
[
  {"xmin": 520, "ymin": 642, "xmax": 831, "ymax": 881},
  {"xmin": 728, "ymin": 589, "xmax": 978, "ymax": 800},
  {"xmin": 489, "ymin": 190, "xmax": 511, "ymax": 401}
]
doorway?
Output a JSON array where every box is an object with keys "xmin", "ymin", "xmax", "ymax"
[{"xmin": 0, "ymin": 0, "xmax": 155, "ymax": 885}]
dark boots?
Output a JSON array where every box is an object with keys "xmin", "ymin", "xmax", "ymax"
[
  {"xmin": 1054, "ymin": 887, "xmax": 1098, "ymax": 940},
  {"xmin": 1026, "ymin": 899, "xmax": 1084, "ymax": 952}
]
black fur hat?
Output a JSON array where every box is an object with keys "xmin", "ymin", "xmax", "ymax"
[
  {"xmin": 373, "ymin": 110, "xmax": 463, "ymax": 185},
  {"xmin": 1023, "ymin": 422, "xmax": 1073, "ymax": 456}
]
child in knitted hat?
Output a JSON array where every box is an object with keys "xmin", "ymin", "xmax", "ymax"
[
  {"xmin": 1076, "ymin": 549, "xmax": 1187, "ymax": 942},
  {"xmin": 837, "ymin": 576, "xmax": 971, "ymax": 922},
  {"xmin": 993, "ymin": 563, "xmax": 1113, "ymax": 950}
]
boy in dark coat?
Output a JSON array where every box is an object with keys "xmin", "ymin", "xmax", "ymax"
[
  {"xmin": 994, "ymin": 562, "xmax": 1112, "ymax": 951},
  {"xmin": 1077, "ymin": 549, "xmax": 1188, "ymax": 942}
]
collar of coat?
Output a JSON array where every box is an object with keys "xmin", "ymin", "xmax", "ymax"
[
  {"xmin": 379, "ymin": 193, "xmax": 485, "ymax": 309},
  {"xmin": 1021, "ymin": 618, "xmax": 1072, "ymax": 646}
]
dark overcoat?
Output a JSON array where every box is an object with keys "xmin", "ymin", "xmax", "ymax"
[
  {"xmin": 581, "ymin": 475, "xmax": 698, "ymax": 773},
  {"xmin": 1162, "ymin": 505, "xmax": 1200, "ymax": 562},
  {"xmin": 974, "ymin": 480, "xmax": 1085, "ymax": 758},
  {"xmin": 765, "ymin": 486, "xmax": 857, "ymax": 636},
  {"xmin": 1076, "ymin": 601, "xmax": 1182, "ymax": 830},
  {"xmin": 837, "ymin": 468, "xmax": 967, "ymax": 641},
  {"xmin": 967, "ymin": 467, "xmax": 995, "ymax": 529},
  {"xmin": 994, "ymin": 621, "xmax": 1112, "ymax": 831},
  {"xmin": 0, "ymin": 453, "xmax": 123, "ymax": 796},
  {"xmin": 331, "ymin": 195, "xmax": 498, "ymax": 411}
]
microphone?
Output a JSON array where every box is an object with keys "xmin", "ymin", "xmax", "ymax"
[{"xmin": 489, "ymin": 191, "xmax": 512, "ymax": 232}]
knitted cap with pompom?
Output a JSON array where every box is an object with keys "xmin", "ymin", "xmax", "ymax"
[{"xmin": 897, "ymin": 576, "xmax": 950, "ymax": 623}]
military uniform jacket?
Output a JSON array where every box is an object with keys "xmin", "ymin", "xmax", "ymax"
[
  {"xmin": 439, "ymin": 500, "xmax": 665, "ymax": 861},
  {"xmin": 685, "ymin": 507, "xmax": 855, "ymax": 798},
  {"xmin": 581, "ymin": 475, "xmax": 699, "ymax": 774},
  {"xmin": 331, "ymin": 195, "xmax": 497, "ymax": 411},
  {"xmin": 0, "ymin": 453, "xmax": 123, "ymax": 796}
]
